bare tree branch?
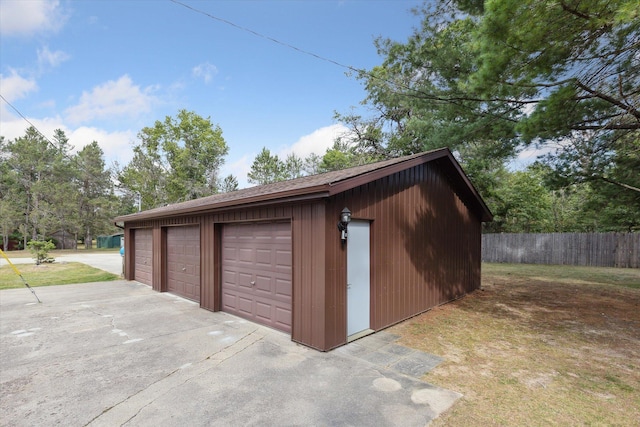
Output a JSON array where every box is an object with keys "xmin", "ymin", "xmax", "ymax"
[
  {"xmin": 600, "ymin": 176, "xmax": 640, "ymax": 193},
  {"xmin": 575, "ymin": 80, "xmax": 640, "ymax": 119}
]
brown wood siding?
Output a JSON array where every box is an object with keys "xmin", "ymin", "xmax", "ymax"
[
  {"xmin": 123, "ymin": 227, "xmax": 134, "ymax": 280},
  {"xmin": 121, "ymin": 160, "xmax": 482, "ymax": 351},
  {"xmin": 291, "ymin": 203, "xmax": 327, "ymax": 350},
  {"xmin": 325, "ymin": 162, "xmax": 482, "ymax": 346},
  {"xmin": 125, "ymin": 206, "xmax": 325, "ymax": 342},
  {"xmin": 127, "ymin": 205, "xmax": 330, "ymax": 350},
  {"xmin": 200, "ymin": 217, "xmax": 217, "ymax": 312},
  {"xmin": 152, "ymin": 227, "xmax": 162, "ymax": 292},
  {"xmin": 324, "ymin": 205, "xmax": 347, "ymax": 350}
]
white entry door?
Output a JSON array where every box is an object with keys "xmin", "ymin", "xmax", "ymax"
[{"xmin": 347, "ymin": 220, "xmax": 370, "ymax": 337}]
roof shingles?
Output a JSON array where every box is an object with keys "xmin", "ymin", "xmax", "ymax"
[{"xmin": 114, "ymin": 149, "xmax": 492, "ymax": 222}]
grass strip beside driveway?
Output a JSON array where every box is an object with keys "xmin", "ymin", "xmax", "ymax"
[
  {"xmin": 0, "ymin": 262, "xmax": 119, "ymax": 290},
  {"xmin": 392, "ymin": 263, "xmax": 640, "ymax": 426}
]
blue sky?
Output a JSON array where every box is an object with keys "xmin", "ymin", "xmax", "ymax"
[{"xmin": 1, "ymin": 0, "xmax": 426, "ymax": 188}]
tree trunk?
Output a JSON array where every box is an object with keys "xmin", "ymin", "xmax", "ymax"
[
  {"xmin": 85, "ymin": 228, "xmax": 92, "ymax": 249},
  {"xmin": 32, "ymin": 193, "xmax": 38, "ymax": 240},
  {"xmin": 3, "ymin": 234, "xmax": 8, "ymax": 251}
]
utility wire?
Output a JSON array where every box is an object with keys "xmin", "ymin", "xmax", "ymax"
[
  {"xmin": 0, "ymin": 93, "xmax": 105, "ymax": 182},
  {"xmin": 1, "ymin": 93, "xmax": 56, "ymax": 147},
  {"xmin": 169, "ymin": 0, "xmax": 520, "ymax": 122},
  {"xmin": 170, "ymin": 0, "xmax": 363, "ymax": 76},
  {"xmin": 1, "ymin": 1, "xmax": 514, "ymax": 152}
]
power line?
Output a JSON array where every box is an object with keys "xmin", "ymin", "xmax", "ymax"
[
  {"xmin": 170, "ymin": 0, "xmax": 363, "ymax": 76},
  {"xmin": 169, "ymin": 0, "xmax": 520, "ymax": 123},
  {"xmin": 0, "ymin": 93, "xmax": 99, "ymax": 177},
  {"xmin": 1, "ymin": 1, "xmax": 515, "ymax": 156},
  {"xmin": 0, "ymin": 93, "xmax": 56, "ymax": 147}
]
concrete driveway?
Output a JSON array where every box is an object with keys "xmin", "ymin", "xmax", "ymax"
[
  {"xmin": 0, "ymin": 281, "xmax": 460, "ymax": 426},
  {"xmin": 56, "ymin": 252, "xmax": 124, "ymax": 276}
]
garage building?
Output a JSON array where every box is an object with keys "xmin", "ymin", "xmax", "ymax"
[{"xmin": 115, "ymin": 148, "xmax": 492, "ymax": 351}]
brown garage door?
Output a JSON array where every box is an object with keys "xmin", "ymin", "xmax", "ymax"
[
  {"xmin": 166, "ymin": 226, "xmax": 200, "ymax": 302},
  {"xmin": 221, "ymin": 222, "xmax": 292, "ymax": 333},
  {"xmin": 134, "ymin": 228, "xmax": 152, "ymax": 285}
]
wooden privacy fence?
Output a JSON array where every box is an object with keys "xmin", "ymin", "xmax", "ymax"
[{"xmin": 482, "ymin": 233, "xmax": 640, "ymax": 268}]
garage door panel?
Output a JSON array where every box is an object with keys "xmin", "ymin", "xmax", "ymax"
[
  {"xmin": 222, "ymin": 271, "xmax": 237, "ymax": 288},
  {"xmin": 237, "ymin": 296, "xmax": 254, "ymax": 315},
  {"xmin": 222, "ymin": 246, "xmax": 237, "ymax": 261},
  {"xmin": 238, "ymin": 248, "xmax": 253, "ymax": 263},
  {"xmin": 227, "ymin": 275, "xmax": 291, "ymax": 300},
  {"xmin": 134, "ymin": 229, "xmax": 153, "ymax": 285},
  {"xmin": 275, "ymin": 307, "xmax": 291, "ymax": 328},
  {"xmin": 255, "ymin": 249, "xmax": 272, "ymax": 266},
  {"xmin": 237, "ymin": 272, "xmax": 253, "ymax": 287},
  {"xmin": 221, "ymin": 222, "xmax": 292, "ymax": 333},
  {"xmin": 255, "ymin": 304, "xmax": 273, "ymax": 323},
  {"xmin": 276, "ymin": 250, "xmax": 292, "ymax": 267},
  {"xmin": 186, "ymin": 244, "xmax": 198, "ymax": 256},
  {"xmin": 185, "ymin": 263, "xmax": 197, "ymax": 275},
  {"xmin": 221, "ymin": 291, "xmax": 237, "ymax": 310},
  {"xmin": 230, "ymin": 288, "xmax": 290, "ymax": 305},
  {"xmin": 166, "ymin": 226, "xmax": 200, "ymax": 303},
  {"xmin": 254, "ymin": 274, "xmax": 273, "ymax": 292},
  {"xmin": 275, "ymin": 279, "xmax": 292, "ymax": 298}
]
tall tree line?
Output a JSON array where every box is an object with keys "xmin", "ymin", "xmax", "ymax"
[
  {"xmin": 248, "ymin": 0, "xmax": 638, "ymax": 231},
  {"xmin": 0, "ymin": 128, "xmax": 118, "ymax": 249},
  {"xmin": 1, "ymin": 110, "xmax": 236, "ymax": 250}
]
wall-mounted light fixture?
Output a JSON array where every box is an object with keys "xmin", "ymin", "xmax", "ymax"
[{"xmin": 337, "ymin": 207, "xmax": 352, "ymax": 241}]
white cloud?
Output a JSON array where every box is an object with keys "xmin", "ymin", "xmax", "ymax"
[
  {"xmin": 0, "ymin": 0, "xmax": 67, "ymax": 37},
  {"xmin": 0, "ymin": 115, "xmax": 136, "ymax": 165},
  {"xmin": 37, "ymin": 46, "xmax": 70, "ymax": 69},
  {"xmin": 64, "ymin": 75, "xmax": 158, "ymax": 125},
  {"xmin": 0, "ymin": 116, "xmax": 58, "ymax": 144},
  {"xmin": 0, "ymin": 70, "xmax": 39, "ymax": 119},
  {"xmin": 192, "ymin": 62, "xmax": 218, "ymax": 84},
  {"xmin": 68, "ymin": 127, "xmax": 136, "ymax": 165},
  {"xmin": 222, "ymin": 154, "xmax": 254, "ymax": 189},
  {"xmin": 0, "ymin": 69, "xmax": 38, "ymax": 103},
  {"xmin": 278, "ymin": 123, "xmax": 348, "ymax": 159},
  {"xmin": 221, "ymin": 124, "xmax": 350, "ymax": 189}
]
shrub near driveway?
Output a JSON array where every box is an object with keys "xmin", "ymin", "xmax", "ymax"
[{"xmin": 391, "ymin": 264, "xmax": 640, "ymax": 426}]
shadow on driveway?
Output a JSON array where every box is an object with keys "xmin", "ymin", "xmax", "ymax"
[{"xmin": 1, "ymin": 281, "xmax": 460, "ymax": 426}]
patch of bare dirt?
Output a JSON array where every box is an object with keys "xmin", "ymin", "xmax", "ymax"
[{"xmin": 390, "ymin": 270, "xmax": 640, "ymax": 426}]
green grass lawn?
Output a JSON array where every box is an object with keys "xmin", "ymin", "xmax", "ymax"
[
  {"xmin": 483, "ymin": 262, "xmax": 640, "ymax": 289},
  {"xmin": 0, "ymin": 262, "xmax": 119, "ymax": 290}
]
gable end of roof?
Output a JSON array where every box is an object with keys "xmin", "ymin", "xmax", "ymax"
[{"xmin": 114, "ymin": 148, "xmax": 493, "ymax": 223}]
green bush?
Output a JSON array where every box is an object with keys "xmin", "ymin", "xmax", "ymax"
[{"xmin": 26, "ymin": 240, "xmax": 56, "ymax": 265}]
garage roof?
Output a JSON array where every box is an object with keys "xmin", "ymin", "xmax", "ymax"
[{"xmin": 114, "ymin": 148, "xmax": 493, "ymax": 222}]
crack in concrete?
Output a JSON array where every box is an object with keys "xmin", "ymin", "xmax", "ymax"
[
  {"xmin": 82, "ymin": 305, "xmax": 118, "ymax": 331},
  {"xmin": 121, "ymin": 328, "xmax": 263, "ymax": 425},
  {"xmin": 85, "ymin": 328, "xmax": 263, "ymax": 426},
  {"xmin": 205, "ymin": 327, "xmax": 262, "ymax": 362}
]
